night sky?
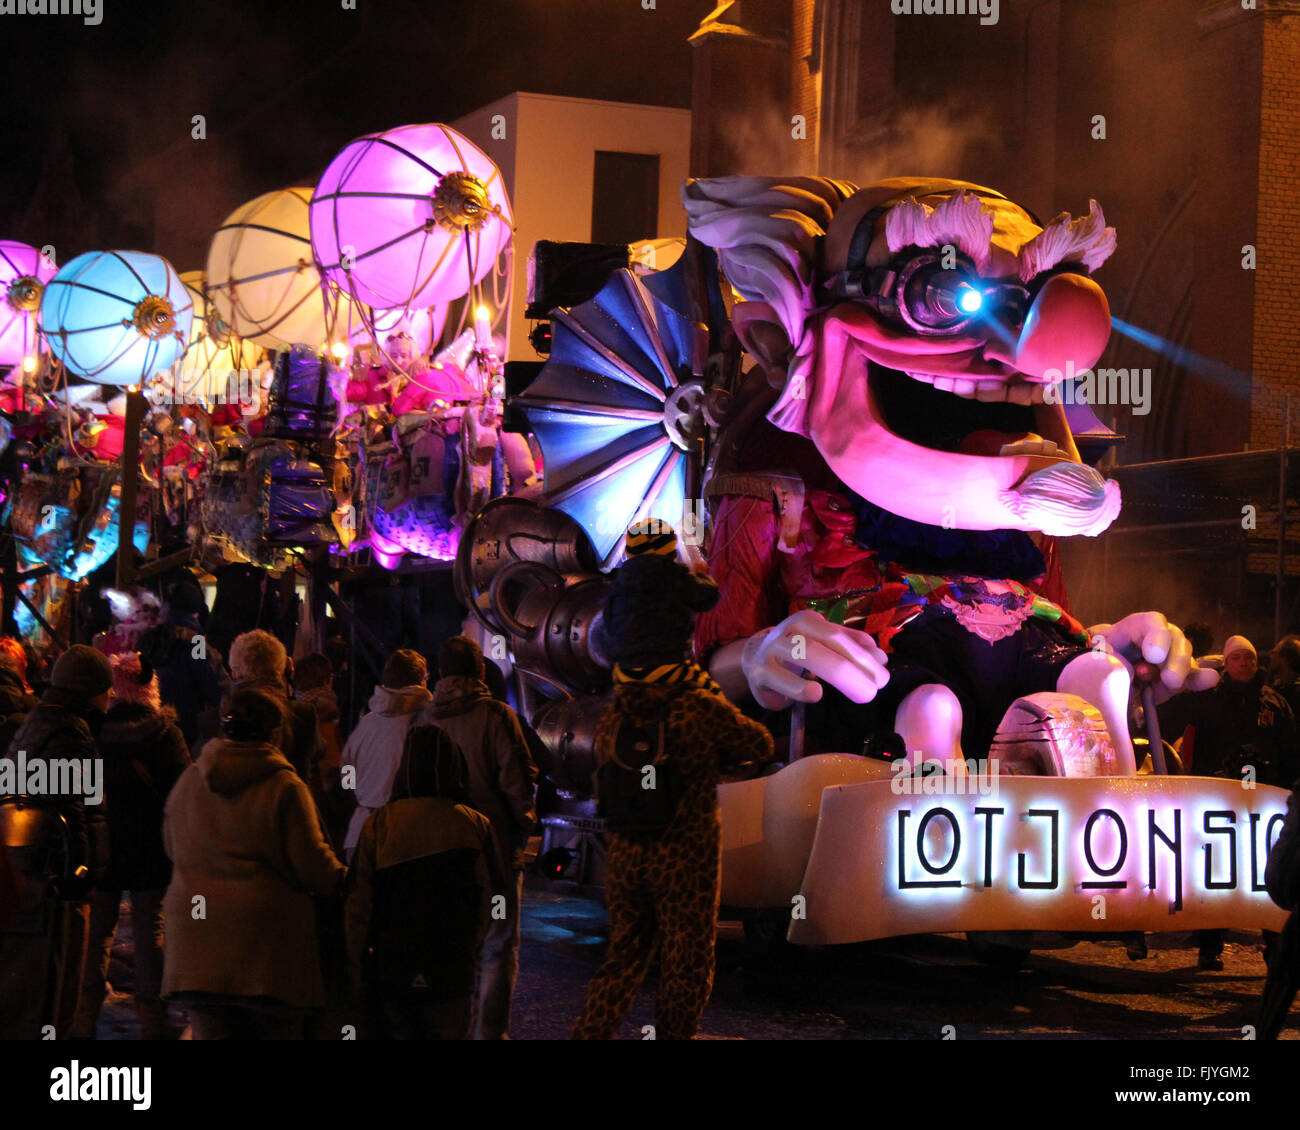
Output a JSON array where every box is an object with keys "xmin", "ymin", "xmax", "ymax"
[{"xmin": 0, "ymin": 0, "xmax": 701, "ymax": 268}]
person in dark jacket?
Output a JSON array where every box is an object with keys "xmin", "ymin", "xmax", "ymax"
[
  {"xmin": 140, "ymin": 578, "xmax": 227, "ymax": 755},
  {"xmin": 228, "ymin": 629, "xmax": 322, "ymax": 783},
  {"xmin": 0, "ymin": 645, "xmax": 113, "ymax": 1039},
  {"xmin": 573, "ymin": 524, "xmax": 775, "ymax": 1040},
  {"xmin": 1271, "ymin": 637, "xmax": 1300, "ymax": 727},
  {"xmin": 70, "ymin": 652, "xmax": 190, "ymax": 1040},
  {"xmin": 417, "ymin": 636, "xmax": 537, "ymax": 1039},
  {"xmin": 1186, "ymin": 635, "xmax": 1298, "ymax": 970},
  {"xmin": 345, "ymin": 724, "xmax": 503, "ymax": 1040},
  {"xmin": 0, "ymin": 636, "xmax": 38, "ymax": 753},
  {"xmin": 602, "ymin": 521, "xmax": 720, "ymax": 670}
]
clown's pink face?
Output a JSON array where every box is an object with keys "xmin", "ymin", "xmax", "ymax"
[{"xmin": 804, "ymin": 189, "xmax": 1121, "ymax": 538}]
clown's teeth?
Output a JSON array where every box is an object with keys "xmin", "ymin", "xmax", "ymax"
[
  {"xmin": 1007, "ymin": 383, "xmax": 1036, "ymax": 405},
  {"xmin": 975, "ymin": 381, "xmax": 1009, "ymax": 402},
  {"xmin": 905, "ymin": 371, "xmax": 936, "ymax": 384},
  {"xmin": 933, "ymin": 377, "xmax": 957, "ymax": 393},
  {"xmin": 950, "ymin": 378, "xmax": 978, "ymax": 398},
  {"xmin": 998, "ymin": 439, "xmax": 1061, "ymax": 457}
]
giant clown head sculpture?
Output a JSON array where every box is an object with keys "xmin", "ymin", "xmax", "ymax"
[{"xmin": 685, "ymin": 176, "xmax": 1121, "ymax": 539}]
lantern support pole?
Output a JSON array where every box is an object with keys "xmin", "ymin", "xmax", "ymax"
[{"xmin": 115, "ymin": 388, "xmax": 147, "ymax": 589}]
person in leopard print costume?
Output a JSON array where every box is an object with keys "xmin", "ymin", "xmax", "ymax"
[{"xmin": 572, "ymin": 523, "xmax": 774, "ymax": 1040}]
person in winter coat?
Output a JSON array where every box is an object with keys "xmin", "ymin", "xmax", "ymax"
[
  {"xmin": 162, "ymin": 686, "xmax": 345, "ymax": 1039},
  {"xmin": 573, "ymin": 524, "xmax": 775, "ymax": 1040},
  {"xmin": 1186, "ymin": 636, "xmax": 1298, "ymax": 786},
  {"xmin": 69, "ymin": 652, "xmax": 190, "ymax": 1040},
  {"xmin": 228, "ymin": 629, "xmax": 321, "ymax": 783},
  {"xmin": 0, "ymin": 636, "xmax": 38, "ymax": 753},
  {"xmin": 1184, "ymin": 635, "xmax": 1298, "ymax": 970},
  {"xmin": 140, "ymin": 578, "xmax": 227, "ymax": 755},
  {"xmin": 0, "ymin": 645, "xmax": 114, "ymax": 1039},
  {"xmin": 341, "ymin": 650, "xmax": 433, "ymax": 859},
  {"xmin": 294, "ymin": 652, "xmax": 348, "ymax": 851},
  {"xmin": 345, "ymin": 724, "xmax": 504, "ymax": 1039},
  {"xmin": 418, "ymin": 636, "xmax": 537, "ymax": 1040}
]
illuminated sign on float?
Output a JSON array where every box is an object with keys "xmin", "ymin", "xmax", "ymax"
[{"xmin": 784, "ymin": 776, "xmax": 1289, "ymax": 944}]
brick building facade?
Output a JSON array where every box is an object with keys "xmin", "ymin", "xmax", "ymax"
[{"xmin": 688, "ymin": 0, "xmax": 1300, "ymax": 643}]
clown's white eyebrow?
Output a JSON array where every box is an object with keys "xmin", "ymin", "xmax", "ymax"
[
  {"xmin": 1017, "ymin": 200, "xmax": 1117, "ymax": 281},
  {"xmin": 884, "ymin": 192, "xmax": 996, "ymax": 269}
]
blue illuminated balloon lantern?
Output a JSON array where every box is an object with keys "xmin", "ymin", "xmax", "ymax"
[{"xmin": 41, "ymin": 251, "xmax": 193, "ymax": 386}]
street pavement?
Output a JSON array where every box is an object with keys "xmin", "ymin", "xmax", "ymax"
[{"xmin": 92, "ymin": 890, "xmax": 1295, "ymax": 1040}]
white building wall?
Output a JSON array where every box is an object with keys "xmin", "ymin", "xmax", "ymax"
[{"xmin": 454, "ymin": 92, "xmax": 690, "ymax": 363}]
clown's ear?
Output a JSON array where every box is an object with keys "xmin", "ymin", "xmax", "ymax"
[{"xmin": 731, "ymin": 301, "xmax": 793, "ymax": 387}]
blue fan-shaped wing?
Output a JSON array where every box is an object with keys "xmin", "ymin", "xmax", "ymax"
[{"xmin": 516, "ymin": 269, "xmax": 707, "ymax": 561}]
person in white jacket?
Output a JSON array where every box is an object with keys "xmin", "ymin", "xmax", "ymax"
[{"xmin": 340, "ymin": 650, "xmax": 433, "ymax": 860}]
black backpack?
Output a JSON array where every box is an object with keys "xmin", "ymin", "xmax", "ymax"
[{"xmin": 596, "ymin": 718, "xmax": 687, "ymax": 838}]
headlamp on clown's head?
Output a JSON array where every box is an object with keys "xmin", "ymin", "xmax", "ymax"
[
  {"xmin": 823, "ymin": 243, "xmax": 1034, "ymax": 338},
  {"xmin": 818, "ymin": 185, "xmax": 1095, "ymax": 340}
]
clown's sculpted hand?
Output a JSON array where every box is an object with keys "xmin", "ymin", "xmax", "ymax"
[
  {"xmin": 740, "ymin": 610, "xmax": 890, "ymax": 711},
  {"xmin": 1089, "ymin": 611, "xmax": 1219, "ymax": 705}
]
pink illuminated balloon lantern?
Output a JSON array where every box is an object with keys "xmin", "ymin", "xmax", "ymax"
[
  {"xmin": 0, "ymin": 242, "xmax": 57, "ymax": 374},
  {"xmin": 207, "ymin": 187, "xmax": 353, "ymax": 351},
  {"xmin": 310, "ymin": 123, "xmax": 513, "ymax": 311},
  {"xmin": 40, "ymin": 251, "xmax": 193, "ymax": 386}
]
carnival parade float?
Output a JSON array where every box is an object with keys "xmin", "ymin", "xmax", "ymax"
[{"xmin": 0, "ymin": 122, "xmax": 1287, "ymax": 956}]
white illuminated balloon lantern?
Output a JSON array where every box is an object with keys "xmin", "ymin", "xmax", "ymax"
[
  {"xmin": 310, "ymin": 123, "xmax": 513, "ymax": 312},
  {"xmin": 40, "ymin": 251, "xmax": 193, "ymax": 386},
  {"xmin": 0, "ymin": 241, "xmax": 57, "ymax": 372},
  {"xmin": 174, "ymin": 271, "xmax": 262, "ymax": 403},
  {"xmin": 207, "ymin": 186, "xmax": 353, "ymax": 351}
]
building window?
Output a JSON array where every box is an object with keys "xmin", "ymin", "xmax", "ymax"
[{"xmin": 591, "ymin": 151, "xmax": 660, "ymax": 244}]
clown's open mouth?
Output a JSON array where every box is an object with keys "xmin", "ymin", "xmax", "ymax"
[{"xmin": 868, "ymin": 362, "xmax": 1079, "ymax": 464}]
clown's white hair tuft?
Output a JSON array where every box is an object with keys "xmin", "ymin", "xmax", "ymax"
[
  {"xmin": 1019, "ymin": 200, "xmax": 1117, "ymax": 282},
  {"xmin": 884, "ymin": 191, "xmax": 995, "ymax": 268}
]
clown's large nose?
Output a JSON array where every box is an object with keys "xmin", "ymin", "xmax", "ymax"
[{"xmin": 982, "ymin": 273, "xmax": 1111, "ymax": 381}]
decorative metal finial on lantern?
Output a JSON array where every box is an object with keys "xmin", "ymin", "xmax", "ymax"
[
  {"xmin": 432, "ymin": 170, "xmax": 493, "ymax": 233},
  {"xmin": 6, "ymin": 275, "xmax": 42, "ymax": 312},
  {"xmin": 132, "ymin": 294, "xmax": 177, "ymax": 339},
  {"xmin": 205, "ymin": 307, "xmax": 230, "ymax": 346}
]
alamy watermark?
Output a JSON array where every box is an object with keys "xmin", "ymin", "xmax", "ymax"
[
  {"xmin": 0, "ymin": 751, "xmax": 104, "ymax": 805},
  {"xmin": 147, "ymin": 368, "xmax": 261, "ymax": 415},
  {"xmin": 891, "ymin": 757, "xmax": 1000, "ymax": 796},
  {"xmin": 1043, "ymin": 360, "xmax": 1151, "ymax": 416},
  {"xmin": 891, "ymin": 0, "xmax": 998, "ymax": 26},
  {"xmin": 0, "ymin": 0, "xmax": 102, "ymax": 25}
]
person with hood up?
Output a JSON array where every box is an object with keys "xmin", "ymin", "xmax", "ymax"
[
  {"xmin": 341, "ymin": 649, "xmax": 433, "ymax": 860},
  {"xmin": 70, "ymin": 652, "xmax": 190, "ymax": 1039},
  {"xmin": 572, "ymin": 522, "xmax": 775, "ymax": 1040},
  {"xmin": 161, "ymin": 687, "xmax": 346, "ymax": 1039},
  {"xmin": 417, "ymin": 635, "xmax": 537, "ymax": 1040},
  {"xmin": 345, "ymin": 724, "xmax": 504, "ymax": 1039}
]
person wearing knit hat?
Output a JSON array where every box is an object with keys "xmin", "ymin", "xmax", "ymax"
[
  {"xmin": 50, "ymin": 645, "xmax": 114, "ymax": 700},
  {"xmin": 624, "ymin": 520, "xmax": 679, "ymax": 559},
  {"xmin": 70, "ymin": 652, "xmax": 190, "ymax": 1040},
  {"xmin": 0, "ymin": 645, "xmax": 113, "ymax": 1038},
  {"xmin": 1224, "ymin": 634, "xmax": 1256, "ymax": 659}
]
